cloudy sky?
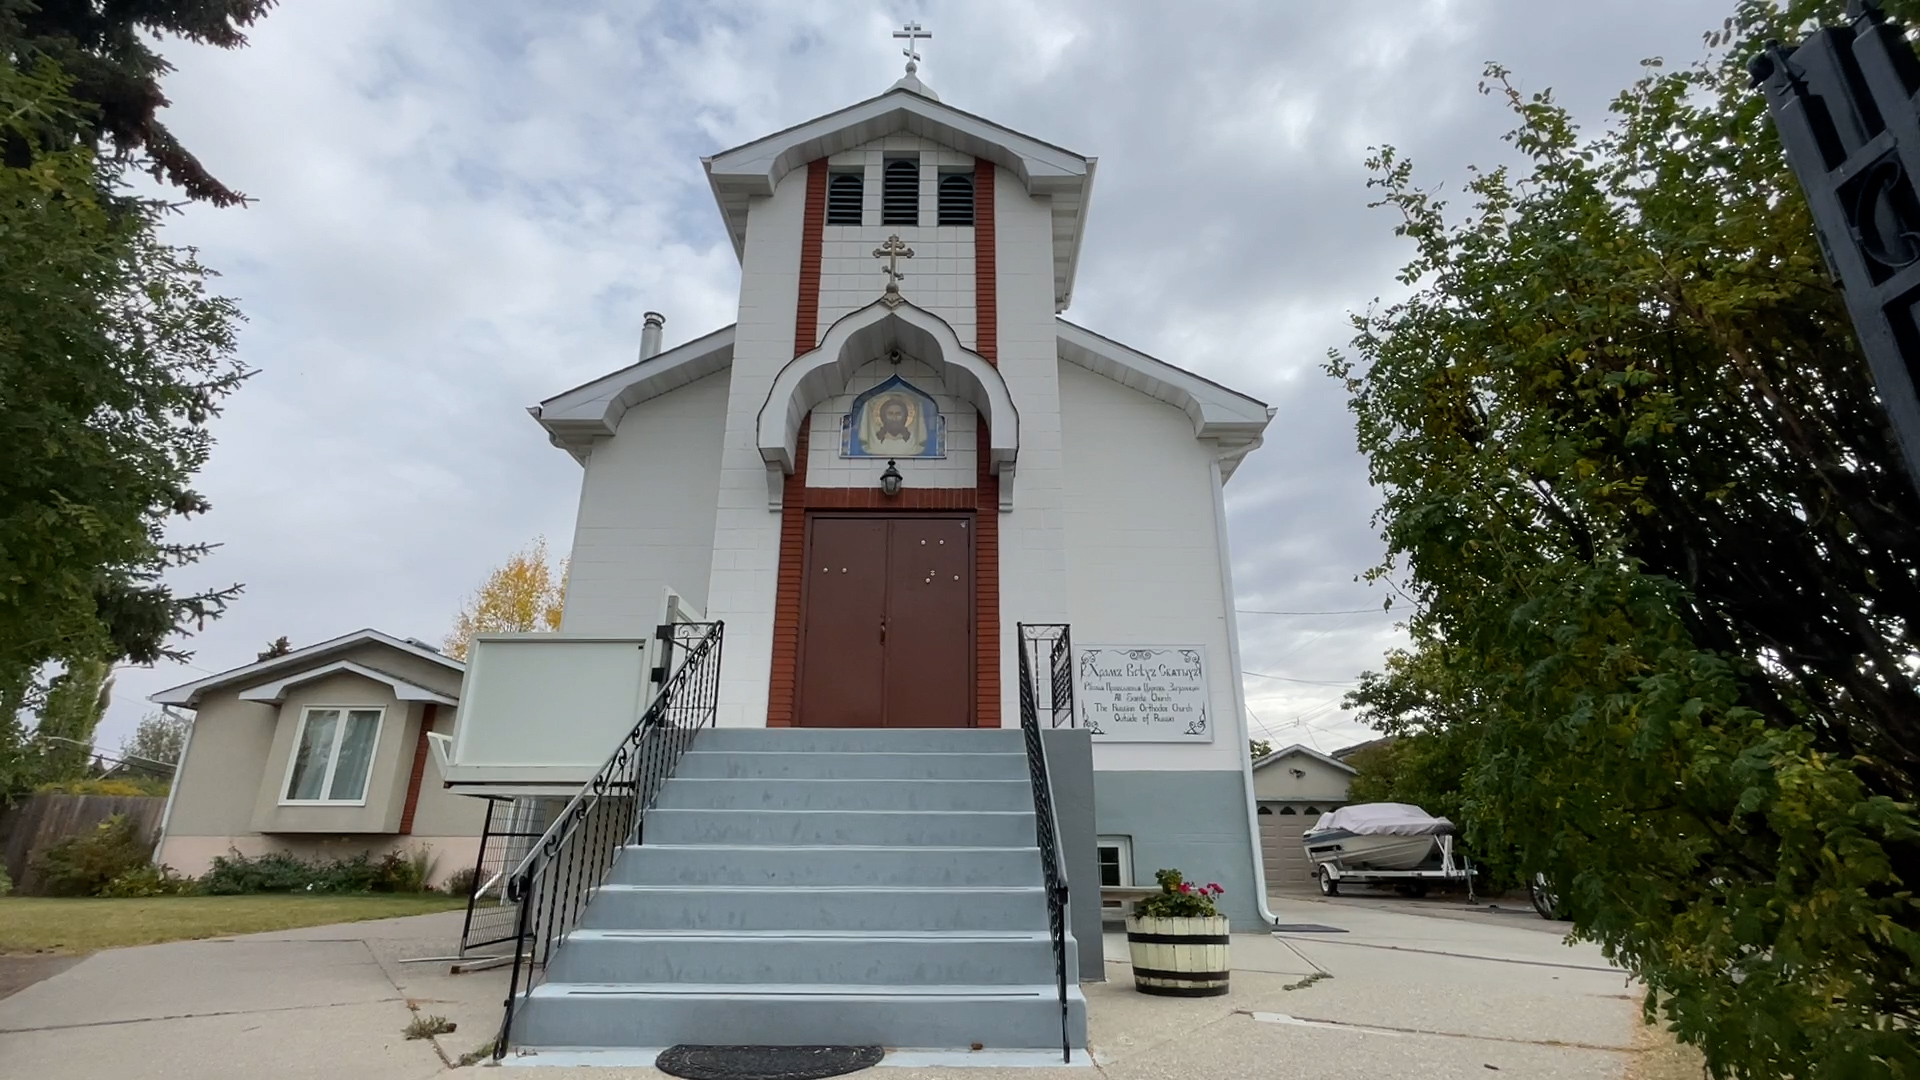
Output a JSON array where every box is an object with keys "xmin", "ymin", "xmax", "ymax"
[{"xmin": 100, "ymin": 0, "xmax": 1736, "ymax": 754}]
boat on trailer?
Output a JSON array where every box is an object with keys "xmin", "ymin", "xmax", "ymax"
[{"xmin": 1302, "ymin": 803, "xmax": 1476, "ymax": 897}]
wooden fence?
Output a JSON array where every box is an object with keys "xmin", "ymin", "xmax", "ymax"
[{"xmin": 0, "ymin": 793, "xmax": 166, "ymax": 893}]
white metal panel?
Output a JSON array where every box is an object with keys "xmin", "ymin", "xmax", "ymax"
[{"xmin": 448, "ymin": 635, "xmax": 651, "ymax": 780}]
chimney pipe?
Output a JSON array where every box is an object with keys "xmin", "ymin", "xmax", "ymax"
[{"xmin": 640, "ymin": 311, "xmax": 665, "ymax": 360}]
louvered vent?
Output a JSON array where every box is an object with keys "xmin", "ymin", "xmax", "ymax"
[
  {"xmin": 826, "ymin": 173, "xmax": 862, "ymax": 225},
  {"xmin": 882, "ymin": 158, "xmax": 919, "ymax": 225},
  {"xmin": 938, "ymin": 173, "xmax": 974, "ymax": 226}
]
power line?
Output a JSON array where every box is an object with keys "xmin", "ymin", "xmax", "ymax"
[
  {"xmin": 1242, "ymin": 670, "xmax": 1359, "ymax": 687},
  {"xmin": 1236, "ymin": 607, "xmax": 1390, "ymax": 616}
]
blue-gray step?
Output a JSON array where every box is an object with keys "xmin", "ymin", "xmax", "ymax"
[
  {"xmin": 546, "ymin": 929, "xmax": 1079, "ymax": 985},
  {"xmin": 511, "ymin": 727, "xmax": 1085, "ymax": 1054},
  {"xmin": 609, "ymin": 844, "xmax": 1040, "ymax": 887},
  {"xmin": 514, "ymin": 983, "xmax": 1088, "ymax": 1051},
  {"xmin": 657, "ymin": 777, "xmax": 1031, "ymax": 811},
  {"xmin": 644, "ymin": 808, "xmax": 1037, "ymax": 847},
  {"xmin": 578, "ymin": 884, "xmax": 1049, "ymax": 933}
]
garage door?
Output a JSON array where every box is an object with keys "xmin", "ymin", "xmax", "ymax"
[{"xmin": 1258, "ymin": 806, "xmax": 1314, "ymax": 892}]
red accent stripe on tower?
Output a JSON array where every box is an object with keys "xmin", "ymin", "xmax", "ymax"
[
  {"xmin": 974, "ymin": 160, "xmax": 997, "ymax": 364},
  {"xmin": 975, "ymin": 418, "xmax": 1001, "ymax": 727},
  {"xmin": 795, "ymin": 159, "xmax": 829, "ymax": 356},
  {"xmin": 766, "ymin": 421, "xmax": 811, "ymax": 726}
]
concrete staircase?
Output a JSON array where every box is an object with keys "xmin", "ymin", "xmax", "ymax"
[{"xmin": 509, "ymin": 727, "xmax": 1089, "ymax": 1054}]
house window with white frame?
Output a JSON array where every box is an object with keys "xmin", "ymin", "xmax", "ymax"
[{"xmin": 283, "ymin": 707, "xmax": 383, "ymax": 803}]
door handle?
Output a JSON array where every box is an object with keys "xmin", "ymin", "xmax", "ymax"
[{"xmin": 879, "ymin": 617, "xmax": 887, "ymax": 644}]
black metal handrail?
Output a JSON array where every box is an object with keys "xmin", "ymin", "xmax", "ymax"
[
  {"xmin": 1016, "ymin": 622, "xmax": 1074, "ymax": 1063},
  {"xmin": 493, "ymin": 621, "xmax": 724, "ymax": 1058}
]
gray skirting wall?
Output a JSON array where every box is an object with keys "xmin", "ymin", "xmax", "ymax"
[{"xmin": 1091, "ymin": 769, "xmax": 1265, "ymax": 929}]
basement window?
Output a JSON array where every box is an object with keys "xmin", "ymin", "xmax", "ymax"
[
  {"xmin": 938, "ymin": 172, "xmax": 974, "ymax": 226},
  {"xmin": 826, "ymin": 172, "xmax": 863, "ymax": 225},
  {"xmin": 1097, "ymin": 835, "xmax": 1133, "ymax": 887},
  {"xmin": 882, "ymin": 157, "xmax": 920, "ymax": 226},
  {"xmin": 282, "ymin": 706, "xmax": 383, "ymax": 804}
]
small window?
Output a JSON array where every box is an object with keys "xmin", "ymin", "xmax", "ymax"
[
  {"xmin": 1257, "ymin": 805, "xmax": 1274, "ymax": 815},
  {"xmin": 1097, "ymin": 835, "xmax": 1133, "ymax": 888},
  {"xmin": 1304, "ymin": 806, "xmax": 1322, "ymax": 815},
  {"xmin": 283, "ymin": 706, "xmax": 383, "ymax": 804},
  {"xmin": 1278, "ymin": 806, "xmax": 1297, "ymax": 815},
  {"xmin": 938, "ymin": 172, "xmax": 974, "ymax": 225},
  {"xmin": 882, "ymin": 158, "xmax": 919, "ymax": 225},
  {"xmin": 826, "ymin": 172, "xmax": 862, "ymax": 225}
]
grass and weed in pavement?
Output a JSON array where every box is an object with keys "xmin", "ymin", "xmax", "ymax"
[{"xmin": 0, "ymin": 893, "xmax": 463, "ymax": 953}]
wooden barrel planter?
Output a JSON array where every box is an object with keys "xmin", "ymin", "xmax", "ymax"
[{"xmin": 1125, "ymin": 914, "xmax": 1230, "ymax": 996}]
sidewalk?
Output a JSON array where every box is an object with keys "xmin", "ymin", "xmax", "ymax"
[{"xmin": 0, "ymin": 897, "xmax": 1643, "ymax": 1079}]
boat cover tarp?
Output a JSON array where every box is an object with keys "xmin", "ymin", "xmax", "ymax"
[{"xmin": 1309, "ymin": 803, "xmax": 1454, "ymax": 836}]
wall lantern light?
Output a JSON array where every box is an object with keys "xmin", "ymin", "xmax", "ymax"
[{"xmin": 879, "ymin": 459, "xmax": 903, "ymax": 497}]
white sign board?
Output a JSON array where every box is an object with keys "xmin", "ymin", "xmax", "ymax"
[{"xmin": 1076, "ymin": 645, "xmax": 1212, "ymax": 742}]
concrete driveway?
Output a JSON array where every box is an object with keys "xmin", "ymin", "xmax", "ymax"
[{"xmin": 0, "ymin": 896, "xmax": 1650, "ymax": 1079}]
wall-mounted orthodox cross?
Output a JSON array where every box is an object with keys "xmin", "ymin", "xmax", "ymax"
[{"xmin": 873, "ymin": 234, "xmax": 914, "ymax": 308}]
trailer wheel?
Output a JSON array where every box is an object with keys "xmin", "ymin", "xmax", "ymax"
[{"xmin": 1318, "ymin": 866, "xmax": 1340, "ymax": 897}]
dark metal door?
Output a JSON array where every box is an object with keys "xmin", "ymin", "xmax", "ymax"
[
  {"xmin": 796, "ymin": 517, "xmax": 888, "ymax": 727},
  {"xmin": 882, "ymin": 517, "xmax": 973, "ymax": 728},
  {"xmin": 795, "ymin": 514, "xmax": 974, "ymax": 727}
]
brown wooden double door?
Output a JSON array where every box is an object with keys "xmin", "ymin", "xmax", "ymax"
[{"xmin": 795, "ymin": 514, "xmax": 975, "ymax": 727}]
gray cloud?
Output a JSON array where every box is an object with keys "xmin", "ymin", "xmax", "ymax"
[{"xmin": 100, "ymin": 0, "xmax": 1733, "ymax": 753}]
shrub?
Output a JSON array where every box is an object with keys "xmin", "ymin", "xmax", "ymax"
[
  {"xmin": 198, "ymin": 850, "xmax": 323, "ymax": 895},
  {"xmin": 30, "ymin": 814, "xmax": 152, "ymax": 896},
  {"xmin": 1133, "ymin": 868, "xmax": 1224, "ymax": 919},
  {"xmin": 442, "ymin": 866, "xmax": 478, "ymax": 899},
  {"xmin": 101, "ymin": 863, "xmax": 194, "ymax": 897},
  {"xmin": 0, "ymin": 864, "xmax": 12, "ymax": 897}
]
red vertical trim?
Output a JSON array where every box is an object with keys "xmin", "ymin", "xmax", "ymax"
[
  {"xmin": 795, "ymin": 159, "xmax": 829, "ymax": 356},
  {"xmin": 974, "ymin": 160, "xmax": 997, "ymax": 365},
  {"xmin": 767, "ymin": 421, "xmax": 812, "ymax": 726},
  {"xmin": 975, "ymin": 420, "xmax": 1001, "ymax": 728},
  {"xmin": 398, "ymin": 703, "xmax": 437, "ymax": 835}
]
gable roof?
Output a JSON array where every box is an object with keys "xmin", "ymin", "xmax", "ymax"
[
  {"xmin": 1055, "ymin": 318, "xmax": 1275, "ymax": 480},
  {"xmin": 150, "ymin": 629, "xmax": 464, "ymax": 708},
  {"xmin": 236, "ymin": 660, "xmax": 459, "ymax": 707},
  {"xmin": 529, "ymin": 324, "xmax": 736, "ymax": 463},
  {"xmin": 703, "ymin": 87, "xmax": 1097, "ymax": 311},
  {"xmin": 1252, "ymin": 743, "xmax": 1359, "ymax": 776}
]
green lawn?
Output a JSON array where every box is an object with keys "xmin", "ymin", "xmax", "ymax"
[{"xmin": 0, "ymin": 894, "xmax": 465, "ymax": 953}]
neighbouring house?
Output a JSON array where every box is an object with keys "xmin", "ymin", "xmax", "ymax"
[
  {"xmin": 149, "ymin": 629, "xmax": 485, "ymax": 887},
  {"xmin": 1252, "ymin": 744, "xmax": 1358, "ymax": 891}
]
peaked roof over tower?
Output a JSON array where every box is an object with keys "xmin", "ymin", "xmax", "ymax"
[{"xmin": 702, "ymin": 87, "xmax": 1098, "ymax": 311}]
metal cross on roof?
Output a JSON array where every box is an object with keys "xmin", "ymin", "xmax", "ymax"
[
  {"xmin": 893, "ymin": 21, "xmax": 931, "ymax": 75},
  {"xmin": 873, "ymin": 234, "xmax": 914, "ymax": 308}
]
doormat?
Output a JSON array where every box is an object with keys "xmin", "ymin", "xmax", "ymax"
[
  {"xmin": 1271, "ymin": 923, "xmax": 1348, "ymax": 933},
  {"xmin": 655, "ymin": 1045, "xmax": 885, "ymax": 1080}
]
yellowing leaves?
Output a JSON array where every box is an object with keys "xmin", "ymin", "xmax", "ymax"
[{"xmin": 443, "ymin": 536, "xmax": 567, "ymax": 661}]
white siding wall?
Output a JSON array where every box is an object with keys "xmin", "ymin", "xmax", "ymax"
[
  {"xmin": 819, "ymin": 136, "xmax": 976, "ymax": 349},
  {"xmin": 805, "ymin": 355, "xmax": 976, "ymax": 489},
  {"xmin": 1058, "ymin": 360, "xmax": 1243, "ymax": 772},
  {"xmin": 994, "ymin": 165, "xmax": 1071, "ymax": 725},
  {"xmin": 561, "ymin": 370, "xmax": 729, "ymax": 634},
  {"xmin": 705, "ymin": 167, "xmax": 807, "ymax": 727}
]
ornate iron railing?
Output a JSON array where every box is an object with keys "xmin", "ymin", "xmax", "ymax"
[
  {"xmin": 1016, "ymin": 622, "xmax": 1074, "ymax": 1063},
  {"xmin": 493, "ymin": 621, "xmax": 724, "ymax": 1058}
]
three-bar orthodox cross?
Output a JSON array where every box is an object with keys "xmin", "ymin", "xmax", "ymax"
[
  {"xmin": 894, "ymin": 21, "xmax": 931, "ymax": 75},
  {"xmin": 873, "ymin": 234, "xmax": 914, "ymax": 308}
]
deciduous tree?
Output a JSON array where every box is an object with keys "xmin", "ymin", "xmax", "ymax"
[
  {"xmin": 1331, "ymin": 3, "xmax": 1920, "ymax": 1074},
  {"xmin": 444, "ymin": 538, "xmax": 568, "ymax": 660}
]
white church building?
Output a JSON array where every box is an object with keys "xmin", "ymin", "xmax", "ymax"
[{"xmin": 436, "ymin": 41, "xmax": 1278, "ymax": 1055}]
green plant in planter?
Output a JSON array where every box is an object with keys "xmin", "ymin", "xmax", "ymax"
[{"xmin": 1133, "ymin": 868, "xmax": 1224, "ymax": 919}]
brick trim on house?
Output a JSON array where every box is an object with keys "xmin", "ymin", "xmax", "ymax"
[
  {"xmin": 974, "ymin": 419, "xmax": 1001, "ymax": 728},
  {"xmin": 397, "ymin": 702, "xmax": 438, "ymax": 835},
  {"xmin": 795, "ymin": 159, "xmax": 829, "ymax": 355}
]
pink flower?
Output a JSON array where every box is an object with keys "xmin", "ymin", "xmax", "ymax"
[
  {"xmin": 1207, "ymin": 883, "xmax": 1222, "ymax": 893},
  {"xmin": 1178, "ymin": 882, "xmax": 1192, "ymax": 893}
]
